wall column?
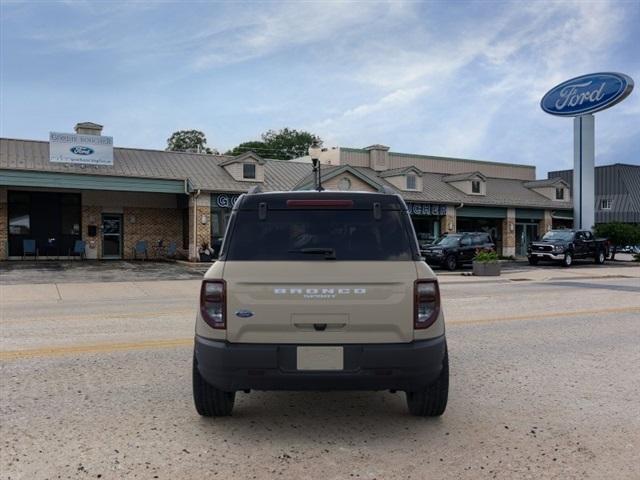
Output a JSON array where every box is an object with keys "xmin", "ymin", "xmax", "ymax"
[
  {"xmin": 81, "ymin": 205, "xmax": 103, "ymax": 259},
  {"xmin": 539, "ymin": 210, "xmax": 553, "ymax": 237},
  {"xmin": 440, "ymin": 205, "xmax": 457, "ymax": 234},
  {"xmin": 502, "ymin": 208, "xmax": 516, "ymax": 257},
  {"xmin": 188, "ymin": 192, "xmax": 211, "ymax": 261}
]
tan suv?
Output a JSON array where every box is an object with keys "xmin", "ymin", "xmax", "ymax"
[{"xmin": 193, "ymin": 191, "xmax": 448, "ymax": 416}]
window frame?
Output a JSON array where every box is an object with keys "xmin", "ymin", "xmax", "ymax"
[
  {"xmin": 242, "ymin": 163, "xmax": 257, "ymax": 180},
  {"xmin": 555, "ymin": 187, "xmax": 564, "ymax": 200},
  {"xmin": 471, "ymin": 180, "xmax": 481, "ymax": 194},
  {"xmin": 406, "ymin": 174, "xmax": 417, "ymax": 190}
]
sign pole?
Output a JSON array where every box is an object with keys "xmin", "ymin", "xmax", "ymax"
[{"xmin": 572, "ymin": 115, "xmax": 595, "ymax": 230}]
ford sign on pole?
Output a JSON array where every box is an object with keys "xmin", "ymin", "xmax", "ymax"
[
  {"xmin": 49, "ymin": 132, "xmax": 114, "ymax": 166},
  {"xmin": 541, "ymin": 72, "xmax": 634, "ymax": 116},
  {"xmin": 541, "ymin": 72, "xmax": 634, "ymax": 230}
]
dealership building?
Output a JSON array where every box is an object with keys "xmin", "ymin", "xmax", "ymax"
[{"xmin": 0, "ymin": 123, "xmax": 573, "ymax": 261}]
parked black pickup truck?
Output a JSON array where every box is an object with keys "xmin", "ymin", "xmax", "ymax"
[{"xmin": 527, "ymin": 230, "xmax": 609, "ymax": 267}]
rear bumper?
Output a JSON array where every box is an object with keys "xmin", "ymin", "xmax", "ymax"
[
  {"xmin": 423, "ymin": 254, "xmax": 445, "ymax": 265},
  {"xmin": 194, "ymin": 335, "xmax": 446, "ymax": 392}
]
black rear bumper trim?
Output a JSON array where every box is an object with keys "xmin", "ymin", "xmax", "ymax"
[{"xmin": 194, "ymin": 335, "xmax": 446, "ymax": 392}]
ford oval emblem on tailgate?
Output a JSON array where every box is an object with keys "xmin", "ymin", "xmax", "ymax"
[{"xmin": 235, "ymin": 310, "xmax": 254, "ymax": 318}]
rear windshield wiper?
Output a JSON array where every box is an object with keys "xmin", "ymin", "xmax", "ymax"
[{"xmin": 287, "ymin": 247, "xmax": 337, "ymax": 259}]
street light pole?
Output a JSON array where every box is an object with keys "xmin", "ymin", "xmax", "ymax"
[{"xmin": 308, "ymin": 140, "xmax": 324, "ymax": 192}]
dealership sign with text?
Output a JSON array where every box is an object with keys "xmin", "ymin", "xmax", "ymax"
[
  {"xmin": 406, "ymin": 203, "xmax": 447, "ymax": 216},
  {"xmin": 540, "ymin": 72, "xmax": 634, "ymax": 117},
  {"xmin": 49, "ymin": 132, "xmax": 114, "ymax": 166}
]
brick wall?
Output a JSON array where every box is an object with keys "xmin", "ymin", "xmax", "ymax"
[
  {"xmin": 188, "ymin": 193, "xmax": 211, "ymax": 261},
  {"xmin": 123, "ymin": 207, "xmax": 183, "ymax": 260},
  {"xmin": 539, "ymin": 210, "xmax": 553, "ymax": 236},
  {"xmin": 81, "ymin": 205, "xmax": 102, "ymax": 259},
  {"xmin": 440, "ymin": 205, "xmax": 457, "ymax": 234},
  {"xmin": 501, "ymin": 208, "xmax": 516, "ymax": 257}
]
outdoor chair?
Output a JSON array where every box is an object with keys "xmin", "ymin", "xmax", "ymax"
[
  {"xmin": 69, "ymin": 240, "xmax": 86, "ymax": 260},
  {"xmin": 133, "ymin": 240, "xmax": 149, "ymax": 260},
  {"xmin": 22, "ymin": 239, "xmax": 38, "ymax": 260}
]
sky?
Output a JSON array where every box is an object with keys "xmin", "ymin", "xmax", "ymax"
[{"xmin": 1, "ymin": 0, "xmax": 639, "ymax": 177}]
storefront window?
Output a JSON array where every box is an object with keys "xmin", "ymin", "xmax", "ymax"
[
  {"xmin": 7, "ymin": 191, "xmax": 81, "ymax": 257},
  {"xmin": 60, "ymin": 194, "xmax": 81, "ymax": 235},
  {"xmin": 9, "ymin": 192, "xmax": 30, "ymax": 234}
]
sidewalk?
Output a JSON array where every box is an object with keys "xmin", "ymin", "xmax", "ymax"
[
  {"xmin": 437, "ymin": 262, "xmax": 640, "ymax": 284},
  {"xmin": 2, "ymin": 263, "xmax": 638, "ymax": 305},
  {"xmin": 0, "ymin": 260, "xmax": 209, "ymax": 285},
  {"xmin": 0, "ymin": 279, "xmax": 202, "ymax": 305}
]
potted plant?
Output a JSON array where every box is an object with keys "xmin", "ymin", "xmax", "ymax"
[{"xmin": 472, "ymin": 250, "xmax": 501, "ymax": 276}]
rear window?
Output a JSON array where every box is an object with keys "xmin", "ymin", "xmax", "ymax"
[
  {"xmin": 473, "ymin": 234, "xmax": 491, "ymax": 245},
  {"xmin": 224, "ymin": 209, "xmax": 416, "ymax": 261}
]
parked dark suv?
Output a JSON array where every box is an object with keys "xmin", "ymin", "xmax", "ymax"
[{"xmin": 422, "ymin": 232, "xmax": 495, "ymax": 271}]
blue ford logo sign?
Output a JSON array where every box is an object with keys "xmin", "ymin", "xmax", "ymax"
[
  {"xmin": 235, "ymin": 310, "xmax": 254, "ymax": 318},
  {"xmin": 70, "ymin": 146, "xmax": 95, "ymax": 155},
  {"xmin": 541, "ymin": 72, "xmax": 634, "ymax": 116}
]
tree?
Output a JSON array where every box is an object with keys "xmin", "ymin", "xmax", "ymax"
[
  {"xmin": 225, "ymin": 141, "xmax": 268, "ymax": 157},
  {"xmin": 225, "ymin": 128, "xmax": 322, "ymax": 160},
  {"xmin": 594, "ymin": 222, "xmax": 640, "ymax": 260},
  {"xmin": 166, "ymin": 130, "xmax": 217, "ymax": 154}
]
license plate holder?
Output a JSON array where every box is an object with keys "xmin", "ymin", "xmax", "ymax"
[{"xmin": 296, "ymin": 346, "xmax": 344, "ymax": 371}]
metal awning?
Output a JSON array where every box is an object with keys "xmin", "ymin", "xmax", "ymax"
[{"xmin": 0, "ymin": 169, "xmax": 188, "ymax": 194}]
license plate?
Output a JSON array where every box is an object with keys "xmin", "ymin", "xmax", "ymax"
[
  {"xmin": 296, "ymin": 346, "xmax": 344, "ymax": 371},
  {"xmin": 535, "ymin": 253, "xmax": 543, "ymax": 257}
]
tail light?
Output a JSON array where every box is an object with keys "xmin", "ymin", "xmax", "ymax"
[
  {"xmin": 200, "ymin": 280, "xmax": 226, "ymax": 329},
  {"xmin": 414, "ymin": 279, "xmax": 440, "ymax": 329}
]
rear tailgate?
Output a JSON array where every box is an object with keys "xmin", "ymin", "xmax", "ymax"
[{"xmin": 223, "ymin": 261, "xmax": 417, "ymax": 344}]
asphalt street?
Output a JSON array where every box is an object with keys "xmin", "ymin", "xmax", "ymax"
[{"xmin": 1, "ymin": 269, "xmax": 640, "ymax": 479}]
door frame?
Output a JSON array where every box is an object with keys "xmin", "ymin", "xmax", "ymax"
[
  {"xmin": 516, "ymin": 222, "xmax": 539, "ymax": 257},
  {"xmin": 101, "ymin": 213, "xmax": 123, "ymax": 259}
]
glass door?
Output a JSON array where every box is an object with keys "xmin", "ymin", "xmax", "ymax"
[
  {"xmin": 102, "ymin": 214, "xmax": 123, "ymax": 259},
  {"xmin": 516, "ymin": 223, "xmax": 539, "ymax": 257}
]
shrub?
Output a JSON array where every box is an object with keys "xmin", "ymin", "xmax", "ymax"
[{"xmin": 474, "ymin": 250, "xmax": 499, "ymax": 263}]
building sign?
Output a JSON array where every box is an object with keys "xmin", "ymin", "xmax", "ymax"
[
  {"xmin": 215, "ymin": 194, "xmax": 241, "ymax": 208},
  {"xmin": 540, "ymin": 72, "xmax": 634, "ymax": 230},
  {"xmin": 406, "ymin": 203, "xmax": 447, "ymax": 216},
  {"xmin": 540, "ymin": 72, "xmax": 634, "ymax": 117},
  {"xmin": 49, "ymin": 132, "xmax": 114, "ymax": 166}
]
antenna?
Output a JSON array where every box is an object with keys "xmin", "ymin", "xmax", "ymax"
[{"xmin": 312, "ymin": 158, "xmax": 324, "ymax": 192}]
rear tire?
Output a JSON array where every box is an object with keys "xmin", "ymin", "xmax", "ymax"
[
  {"xmin": 193, "ymin": 354, "xmax": 235, "ymax": 417},
  {"xmin": 528, "ymin": 256, "xmax": 539, "ymax": 266},
  {"xmin": 444, "ymin": 255, "xmax": 457, "ymax": 271},
  {"xmin": 561, "ymin": 252, "xmax": 573, "ymax": 268},
  {"xmin": 595, "ymin": 250, "xmax": 606, "ymax": 265},
  {"xmin": 406, "ymin": 348, "xmax": 449, "ymax": 417}
]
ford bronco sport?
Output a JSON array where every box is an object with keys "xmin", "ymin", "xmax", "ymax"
[{"xmin": 193, "ymin": 191, "xmax": 448, "ymax": 417}]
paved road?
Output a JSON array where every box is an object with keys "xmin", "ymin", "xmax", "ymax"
[{"xmin": 1, "ymin": 275, "xmax": 639, "ymax": 479}]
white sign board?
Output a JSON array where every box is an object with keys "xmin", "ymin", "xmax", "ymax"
[{"xmin": 49, "ymin": 132, "xmax": 114, "ymax": 166}]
